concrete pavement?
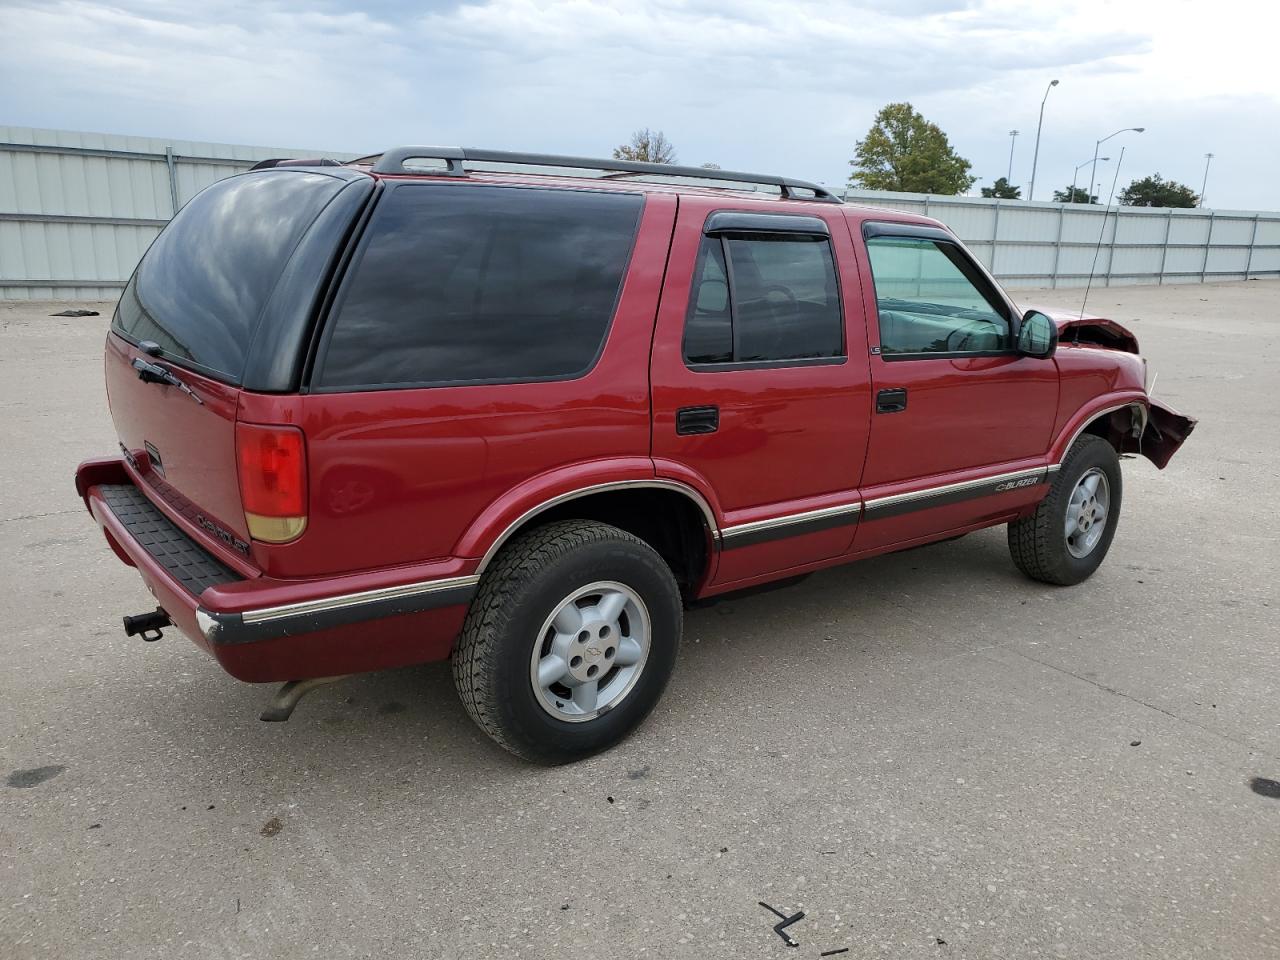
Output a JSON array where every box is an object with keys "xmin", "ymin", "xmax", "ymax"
[{"xmin": 1, "ymin": 281, "xmax": 1277, "ymax": 959}]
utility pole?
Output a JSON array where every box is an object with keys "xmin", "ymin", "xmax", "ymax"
[
  {"xmin": 1070, "ymin": 157, "xmax": 1108, "ymax": 203},
  {"xmin": 1028, "ymin": 79, "xmax": 1059, "ymax": 201},
  {"xmin": 1091, "ymin": 127, "xmax": 1144, "ymax": 207},
  {"xmin": 1007, "ymin": 130, "xmax": 1020, "ymax": 183},
  {"xmin": 1199, "ymin": 153, "xmax": 1214, "ymax": 207}
]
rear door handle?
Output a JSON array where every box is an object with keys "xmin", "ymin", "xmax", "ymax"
[
  {"xmin": 876, "ymin": 388, "xmax": 908, "ymax": 414},
  {"xmin": 676, "ymin": 405, "xmax": 719, "ymax": 435}
]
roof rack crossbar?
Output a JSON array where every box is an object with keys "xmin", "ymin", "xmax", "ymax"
[{"xmin": 367, "ymin": 146, "xmax": 839, "ymax": 202}]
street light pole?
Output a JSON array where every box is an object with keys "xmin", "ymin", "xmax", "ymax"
[
  {"xmin": 1090, "ymin": 127, "xmax": 1144, "ymax": 207},
  {"xmin": 1028, "ymin": 79, "xmax": 1059, "ymax": 201},
  {"xmin": 1069, "ymin": 157, "xmax": 1109, "ymax": 203},
  {"xmin": 1007, "ymin": 130, "xmax": 1020, "ymax": 183},
  {"xmin": 1199, "ymin": 152, "xmax": 1214, "ymax": 207}
]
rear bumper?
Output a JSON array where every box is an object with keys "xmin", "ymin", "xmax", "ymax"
[
  {"xmin": 76, "ymin": 458, "xmax": 474, "ymax": 682},
  {"xmin": 196, "ymin": 575, "xmax": 478, "ymax": 647}
]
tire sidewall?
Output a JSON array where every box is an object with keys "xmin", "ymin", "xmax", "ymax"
[
  {"xmin": 1049, "ymin": 438, "xmax": 1123, "ymax": 583},
  {"xmin": 483, "ymin": 534, "xmax": 681, "ymax": 762}
]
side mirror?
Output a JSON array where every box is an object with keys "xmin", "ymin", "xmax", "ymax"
[{"xmin": 1016, "ymin": 310, "xmax": 1057, "ymax": 359}]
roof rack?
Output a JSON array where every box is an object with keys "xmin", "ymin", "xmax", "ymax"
[
  {"xmin": 362, "ymin": 146, "xmax": 840, "ymax": 203},
  {"xmin": 249, "ymin": 157, "xmax": 345, "ymax": 171}
]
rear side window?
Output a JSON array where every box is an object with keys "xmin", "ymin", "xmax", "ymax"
[
  {"xmin": 113, "ymin": 171, "xmax": 346, "ymax": 383},
  {"xmin": 316, "ymin": 184, "xmax": 643, "ymax": 389},
  {"xmin": 683, "ymin": 233, "xmax": 843, "ymax": 366}
]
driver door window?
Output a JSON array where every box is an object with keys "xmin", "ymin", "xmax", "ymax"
[{"xmin": 865, "ymin": 236, "xmax": 1011, "ymax": 357}]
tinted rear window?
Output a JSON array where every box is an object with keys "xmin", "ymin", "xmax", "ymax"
[
  {"xmin": 113, "ymin": 171, "xmax": 346, "ymax": 382},
  {"xmin": 315, "ymin": 183, "xmax": 642, "ymax": 389}
]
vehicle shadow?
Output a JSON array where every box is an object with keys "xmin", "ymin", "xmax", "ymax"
[{"xmin": 137, "ymin": 525, "xmax": 1035, "ymax": 790}]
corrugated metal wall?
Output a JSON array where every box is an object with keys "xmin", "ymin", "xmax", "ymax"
[
  {"xmin": 843, "ymin": 188, "xmax": 1280, "ymax": 288},
  {"xmin": 0, "ymin": 126, "xmax": 358, "ymax": 299},
  {"xmin": 2, "ymin": 126, "xmax": 1278, "ymax": 297}
]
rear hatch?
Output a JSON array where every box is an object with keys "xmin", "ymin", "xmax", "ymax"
[{"xmin": 106, "ymin": 168, "xmax": 371, "ymax": 571}]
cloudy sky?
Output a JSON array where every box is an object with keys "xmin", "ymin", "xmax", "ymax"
[{"xmin": 2, "ymin": 0, "xmax": 1277, "ymax": 209}]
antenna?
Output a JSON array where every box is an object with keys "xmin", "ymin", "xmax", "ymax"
[{"xmin": 1079, "ymin": 146, "xmax": 1126, "ymax": 319}]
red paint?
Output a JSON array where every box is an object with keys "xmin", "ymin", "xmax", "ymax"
[
  {"xmin": 76, "ymin": 166, "xmax": 1193, "ymax": 687},
  {"xmin": 214, "ymin": 607, "xmax": 466, "ymax": 683},
  {"xmin": 649, "ymin": 195, "xmax": 872, "ymax": 585}
]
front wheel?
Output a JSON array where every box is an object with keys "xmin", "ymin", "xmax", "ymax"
[
  {"xmin": 452, "ymin": 520, "xmax": 682, "ymax": 763},
  {"xmin": 1008, "ymin": 434, "xmax": 1123, "ymax": 586}
]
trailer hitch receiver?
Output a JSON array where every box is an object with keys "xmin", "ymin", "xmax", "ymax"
[{"xmin": 123, "ymin": 607, "xmax": 171, "ymax": 642}]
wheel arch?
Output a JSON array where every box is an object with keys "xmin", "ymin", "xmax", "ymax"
[
  {"xmin": 462, "ymin": 474, "xmax": 720, "ymax": 594},
  {"xmin": 1052, "ymin": 398, "xmax": 1149, "ymax": 464}
]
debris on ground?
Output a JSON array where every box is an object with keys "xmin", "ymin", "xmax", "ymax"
[
  {"xmin": 1249, "ymin": 777, "xmax": 1280, "ymax": 799},
  {"xmin": 759, "ymin": 901, "xmax": 805, "ymax": 947},
  {"xmin": 49, "ymin": 309, "xmax": 99, "ymax": 317}
]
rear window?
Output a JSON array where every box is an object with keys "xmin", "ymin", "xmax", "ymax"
[
  {"xmin": 315, "ymin": 183, "xmax": 642, "ymax": 390},
  {"xmin": 113, "ymin": 171, "xmax": 346, "ymax": 383}
]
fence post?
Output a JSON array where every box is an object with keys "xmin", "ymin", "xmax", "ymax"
[
  {"xmin": 1244, "ymin": 214, "xmax": 1260, "ymax": 279},
  {"xmin": 1199, "ymin": 210, "xmax": 1216, "ymax": 284},
  {"xmin": 1104, "ymin": 208, "xmax": 1120, "ymax": 287},
  {"xmin": 164, "ymin": 146, "xmax": 180, "ymax": 217},
  {"xmin": 1157, "ymin": 209, "xmax": 1173, "ymax": 285},
  {"xmin": 989, "ymin": 199, "xmax": 1002, "ymax": 276},
  {"xmin": 1051, "ymin": 203, "xmax": 1065, "ymax": 288}
]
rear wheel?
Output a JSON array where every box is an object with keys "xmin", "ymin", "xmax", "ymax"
[
  {"xmin": 452, "ymin": 520, "xmax": 682, "ymax": 763},
  {"xmin": 1008, "ymin": 434, "xmax": 1123, "ymax": 586}
]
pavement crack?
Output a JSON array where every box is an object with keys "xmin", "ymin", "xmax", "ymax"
[
  {"xmin": 0, "ymin": 509, "xmax": 80, "ymax": 524},
  {"xmin": 1006, "ymin": 647, "xmax": 1276, "ymax": 760}
]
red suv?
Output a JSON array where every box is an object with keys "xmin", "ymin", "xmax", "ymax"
[{"xmin": 75, "ymin": 147, "xmax": 1194, "ymax": 762}]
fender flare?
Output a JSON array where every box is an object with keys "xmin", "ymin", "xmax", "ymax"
[{"xmin": 452, "ymin": 458, "xmax": 722, "ymax": 574}]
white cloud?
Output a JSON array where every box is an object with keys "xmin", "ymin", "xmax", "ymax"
[{"xmin": 0, "ymin": 0, "xmax": 1276, "ymax": 208}]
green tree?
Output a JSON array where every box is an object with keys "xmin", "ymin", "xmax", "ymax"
[
  {"xmin": 980, "ymin": 177, "xmax": 1021, "ymax": 199},
  {"xmin": 1052, "ymin": 185, "xmax": 1097, "ymax": 203},
  {"xmin": 849, "ymin": 102, "xmax": 975, "ymax": 194},
  {"xmin": 613, "ymin": 128, "xmax": 676, "ymax": 164},
  {"xmin": 1117, "ymin": 173, "xmax": 1199, "ymax": 207}
]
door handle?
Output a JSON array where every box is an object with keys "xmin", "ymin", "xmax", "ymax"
[
  {"xmin": 876, "ymin": 388, "xmax": 908, "ymax": 414},
  {"xmin": 676, "ymin": 405, "xmax": 719, "ymax": 435}
]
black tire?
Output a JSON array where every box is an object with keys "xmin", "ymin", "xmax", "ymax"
[
  {"xmin": 1008, "ymin": 434, "xmax": 1123, "ymax": 586},
  {"xmin": 452, "ymin": 520, "xmax": 682, "ymax": 763}
]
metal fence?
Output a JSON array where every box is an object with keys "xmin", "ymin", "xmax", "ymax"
[
  {"xmin": 842, "ymin": 188, "xmax": 1280, "ymax": 289},
  {"xmin": 0, "ymin": 126, "xmax": 357, "ymax": 300},
  {"xmin": 2, "ymin": 126, "xmax": 1278, "ymax": 298}
]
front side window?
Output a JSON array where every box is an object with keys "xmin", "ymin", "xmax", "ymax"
[
  {"xmin": 682, "ymin": 231, "xmax": 844, "ymax": 366},
  {"xmin": 317, "ymin": 184, "xmax": 642, "ymax": 389},
  {"xmin": 865, "ymin": 235, "xmax": 1011, "ymax": 357}
]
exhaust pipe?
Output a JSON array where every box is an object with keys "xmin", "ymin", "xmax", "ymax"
[
  {"xmin": 123, "ymin": 607, "xmax": 171, "ymax": 642},
  {"xmin": 259, "ymin": 676, "xmax": 350, "ymax": 722}
]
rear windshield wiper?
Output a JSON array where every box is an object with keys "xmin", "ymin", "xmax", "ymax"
[{"xmin": 131, "ymin": 356, "xmax": 205, "ymax": 405}]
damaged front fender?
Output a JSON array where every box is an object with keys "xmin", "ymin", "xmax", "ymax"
[
  {"xmin": 1141, "ymin": 399, "xmax": 1197, "ymax": 469},
  {"xmin": 1020, "ymin": 304, "xmax": 1141, "ymax": 354}
]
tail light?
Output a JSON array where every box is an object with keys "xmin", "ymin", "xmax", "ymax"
[{"xmin": 236, "ymin": 423, "xmax": 307, "ymax": 543}]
